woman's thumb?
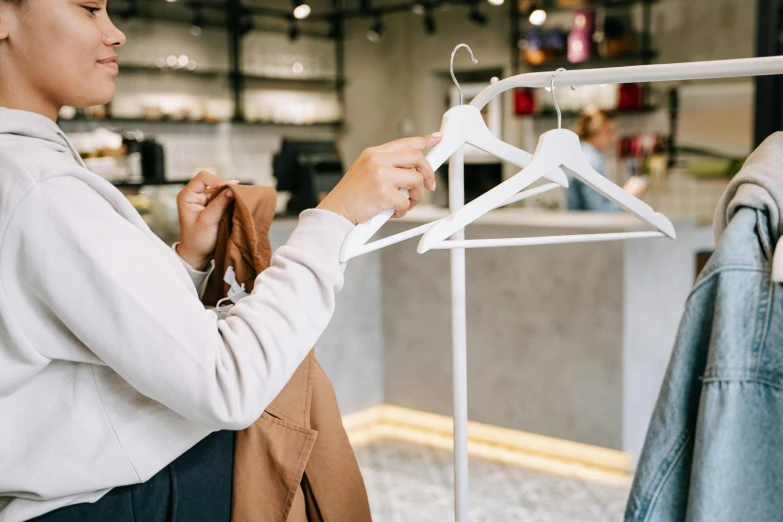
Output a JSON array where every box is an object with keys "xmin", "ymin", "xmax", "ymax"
[{"xmin": 201, "ymin": 187, "xmax": 234, "ymax": 224}]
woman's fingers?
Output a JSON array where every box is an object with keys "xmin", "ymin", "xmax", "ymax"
[
  {"xmin": 181, "ymin": 171, "xmax": 239, "ymax": 199},
  {"xmin": 378, "ymin": 150, "xmax": 436, "ymax": 190},
  {"xmin": 387, "ymin": 167, "xmax": 426, "ymax": 217},
  {"xmin": 370, "ymin": 133, "xmax": 443, "ymax": 154},
  {"xmin": 316, "ymin": 133, "xmax": 442, "ymax": 224}
]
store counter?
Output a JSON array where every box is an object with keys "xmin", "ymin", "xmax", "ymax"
[{"xmin": 270, "ymin": 206, "xmax": 714, "ymax": 462}]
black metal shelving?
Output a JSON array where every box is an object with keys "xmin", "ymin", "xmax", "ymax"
[
  {"xmin": 58, "ymin": 117, "xmax": 343, "ymax": 129},
  {"xmin": 523, "ymin": 51, "xmax": 659, "ymax": 72},
  {"xmin": 540, "ymin": 0, "xmax": 658, "ymax": 15},
  {"xmin": 105, "ymin": 1, "xmax": 347, "ymax": 125},
  {"xmin": 532, "ymin": 105, "xmax": 659, "ymax": 118},
  {"xmin": 113, "ymin": 178, "xmax": 253, "ymax": 189}
]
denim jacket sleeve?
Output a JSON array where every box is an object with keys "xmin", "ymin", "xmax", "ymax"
[{"xmin": 626, "ymin": 207, "xmax": 783, "ymax": 522}]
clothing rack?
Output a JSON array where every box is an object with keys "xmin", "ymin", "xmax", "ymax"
[{"xmin": 445, "ymin": 55, "xmax": 783, "ymax": 522}]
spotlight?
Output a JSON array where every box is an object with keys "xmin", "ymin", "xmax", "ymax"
[
  {"xmin": 288, "ymin": 21, "xmax": 300, "ymax": 41},
  {"xmin": 468, "ymin": 4, "xmax": 487, "ymax": 25},
  {"xmin": 292, "ymin": 0, "xmax": 311, "ymax": 20},
  {"xmin": 424, "ymin": 10, "xmax": 436, "ymax": 34},
  {"xmin": 366, "ymin": 16, "xmax": 384, "ymax": 43},
  {"xmin": 529, "ymin": 8, "xmax": 546, "ymax": 26},
  {"xmin": 488, "ymin": 0, "xmax": 504, "ymax": 5}
]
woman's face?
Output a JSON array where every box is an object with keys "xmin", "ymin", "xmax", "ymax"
[
  {"xmin": 590, "ymin": 118, "xmax": 618, "ymax": 154},
  {"xmin": 0, "ymin": 0, "xmax": 125, "ymax": 116}
]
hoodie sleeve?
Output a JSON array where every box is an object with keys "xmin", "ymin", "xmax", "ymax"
[{"xmin": 4, "ymin": 175, "xmax": 354, "ymax": 430}]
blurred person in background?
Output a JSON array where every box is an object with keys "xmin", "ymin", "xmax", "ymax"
[{"xmin": 567, "ymin": 105, "xmax": 647, "ymax": 211}]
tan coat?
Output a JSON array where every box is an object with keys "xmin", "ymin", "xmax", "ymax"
[{"xmin": 201, "ymin": 185, "xmax": 372, "ymax": 522}]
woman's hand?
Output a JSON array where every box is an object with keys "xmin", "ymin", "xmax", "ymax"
[
  {"xmin": 317, "ymin": 133, "xmax": 442, "ymax": 224},
  {"xmin": 176, "ymin": 171, "xmax": 240, "ymax": 270},
  {"xmin": 623, "ymin": 175, "xmax": 649, "ymax": 199}
]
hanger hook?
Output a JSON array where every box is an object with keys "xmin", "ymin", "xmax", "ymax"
[
  {"xmin": 550, "ymin": 67, "xmax": 575, "ymax": 129},
  {"xmin": 450, "ymin": 43, "xmax": 478, "ymax": 105}
]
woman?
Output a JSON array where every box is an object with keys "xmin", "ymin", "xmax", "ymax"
[
  {"xmin": 566, "ymin": 105, "xmax": 647, "ymax": 211},
  {"xmin": 0, "ymin": 1, "xmax": 441, "ymax": 520}
]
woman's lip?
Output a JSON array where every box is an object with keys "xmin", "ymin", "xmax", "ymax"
[
  {"xmin": 99, "ymin": 61, "xmax": 119, "ymax": 73},
  {"xmin": 97, "ymin": 56, "xmax": 119, "ymax": 64}
]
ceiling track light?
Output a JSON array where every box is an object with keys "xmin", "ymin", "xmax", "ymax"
[
  {"xmin": 190, "ymin": 2, "xmax": 203, "ymax": 36},
  {"xmin": 292, "ymin": 0, "xmax": 311, "ymax": 20},
  {"xmin": 424, "ymin": 8, "xmax": 436, "ymax": 34},
  {"xmin": 488, "ymin": 0, "xmax": 505, "ymax": 6},
  {"xmin": 366, "ymin": 15, "xmax": 384, "ymax": 43},
  {"xmin": 468, "ymin": 4, "xmax": 488, "ymax": 26},
  {"xmin": 288, "ymin": 20, "xmax": 300, "ymax": 41}
]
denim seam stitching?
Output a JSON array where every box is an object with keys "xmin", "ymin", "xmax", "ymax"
[
  {"xmin": 702, "ymin": 376, "xmax": 783, "ymax": 390},
  {"xmin": 691, "ymin": 266, "xmax": 769, "ymax": 295},
  {"xmin": 640, "ymin": 431, "xmax": 692, "ymax": 522},
  {"xmin": 755, "ymin": 281, "xmax": 774, "ymax": 379}
]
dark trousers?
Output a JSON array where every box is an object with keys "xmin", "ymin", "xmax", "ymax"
[{"xmin": 31, "ymin": 430, "xmax": 234, "ymax": 522}]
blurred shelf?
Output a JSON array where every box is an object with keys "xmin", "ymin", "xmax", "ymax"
[
  {"xmin": 119, "ymin": 64, "xmax": 341, "ymax": 89},
  {"xmin": 530, "ymin": 105, "xmax": 659, "ymax": 118},
  {"xmin": 521, "ymin": 51, "xmax": 658, "ymax": 71},
  {"xmin": 58, "ymin": 118, "xmax": 344, "ymax": 129},
  {"xmin": 242, "ymin": 73, "xmax": 341, "ymax": 89},
  {"xmin": 537, "ymin": 0, "xmax": 659, "ymax": 14},
  {"xmin": 119, "ymin": 63, "xmax": 226, "ymax": 79},
  {"xmin": 112, "ymin": 179, "xmax": 195, "ymax": 188},
  {"xmin": 113, "ymin": 179, "xmax": 254, "ymax": 189}
]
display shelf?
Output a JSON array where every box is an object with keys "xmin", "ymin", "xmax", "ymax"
[
  {"xmin": 58, "ymin": 117, "xmax": 344, "ymax": 129},
  {"xmin": 119, "ymin": 63, "xmax": 226, "ymax": 79},
  {"xmin": 536, "ymin": 0, "xmax": 659, "ymax": 15},
  {"xmin": 113, "ymin": 179, "xmax": 254, "ymax": 189},
  {"xmin": 530, "ymin": 105, "xmax": 659, "ymax": 118},
  {"xmin": 522, "ymin": 51, "xmax": 659, "ymax": 71},
  {"xmin": 119, "ymin": 64, "xmax": 340, "ymax": 89},
  {"xmin": 242, "ymin": 73, "xmax": 340, "ymax": 89}
]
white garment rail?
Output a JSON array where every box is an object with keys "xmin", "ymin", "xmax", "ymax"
[{"xmin": 443, "ymin": 54, "xmax": 783, "ymax": 522}]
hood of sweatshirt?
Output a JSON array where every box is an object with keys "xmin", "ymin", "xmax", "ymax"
[
  {"xmin": 0, "ymin": 107, "xmax": 86, "ymax": 167},
  {"xmin": 713, "ymin": 132, "xmax": 783, "ymax": 243}
]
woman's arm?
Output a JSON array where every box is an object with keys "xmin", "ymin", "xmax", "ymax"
[
  {"xmin": 4, "ymin": 135, "xmax": 441, "ymax": 430},
  {"xmin": 6, "ymin": 175, "xmax": 350, "ymax": 430}
]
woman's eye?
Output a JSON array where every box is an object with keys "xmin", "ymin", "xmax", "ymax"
[{"xmin": 83, "ymin": 6, "xmax": 101, "ymax": 15}]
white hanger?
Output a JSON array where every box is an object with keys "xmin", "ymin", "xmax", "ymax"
[
  {"xmin": 339, "ymin": 45, "xmax": 569, "ymax": 262},
  {"xmin": 417, "ymin": 68, "xmax": 676, "ymax": 253}
]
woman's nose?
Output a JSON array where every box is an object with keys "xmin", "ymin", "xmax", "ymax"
[{"xmin": 103, "ymin": 24, "xmax": 127, "ymax": 48}]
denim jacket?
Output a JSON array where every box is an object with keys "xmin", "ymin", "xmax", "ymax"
[{"xmin": 625, "ymin": 207, "xmax": 783, "ymax": 521}]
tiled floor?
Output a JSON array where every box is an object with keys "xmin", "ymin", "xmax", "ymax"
[{"xmin": 354, "ymin": 438, "xmax": 631, "ymax": 522}]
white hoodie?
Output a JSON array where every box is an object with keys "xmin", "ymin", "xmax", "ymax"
[{"xmin": 0, "ymin": 107, "xmax": 354, "ymax": 521}]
